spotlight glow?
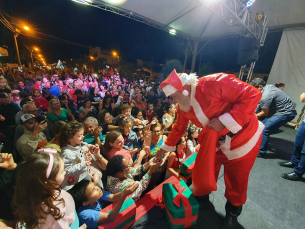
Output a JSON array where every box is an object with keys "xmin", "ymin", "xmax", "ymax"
[{"xmin": 169, "ymin": 29, "xmax": 176, "ymax": 35}]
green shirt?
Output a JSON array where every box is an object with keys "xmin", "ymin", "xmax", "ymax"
[
  {"xmin": 46, "ymin": 108, "xmax": 69, "ymax": 123},
  {"xmin": 83, "ymin": 132, "xmax": 105, "ymax": 145}
]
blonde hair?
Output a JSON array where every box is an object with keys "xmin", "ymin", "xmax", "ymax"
[
  {"xmin": 48, "ymin": 99, "xmax": 60, "ymax": 113},
  {"xmin": 0, "ymin": 77, "xmax": 11, "ymax": 90}
]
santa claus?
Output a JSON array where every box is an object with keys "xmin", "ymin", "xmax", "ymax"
[{"xmin": 155, "ymin": 69, "xmax": 264, "ymax": 228}]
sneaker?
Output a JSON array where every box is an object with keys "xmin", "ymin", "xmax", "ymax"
[{"xmin": 257, "ymin": 153, "xmax": 267, "ymax": 158}]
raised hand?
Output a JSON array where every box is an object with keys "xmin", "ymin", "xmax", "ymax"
[
  {"xmin": 122, "ymin": 182, "xmax": 139, "ymax": 196},
  {"xmin": 0, "ymin": 153, "xmax": 16, "ymax": 170}
]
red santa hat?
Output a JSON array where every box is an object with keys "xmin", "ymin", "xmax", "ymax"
[{"xmin": 160, "ymin": 69, "xmax": 198, "ymax": 97}]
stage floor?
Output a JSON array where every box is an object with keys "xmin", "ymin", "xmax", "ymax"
[{"xmin": 132, "ymin": 126, "xmax": 305, "ymax": 229}]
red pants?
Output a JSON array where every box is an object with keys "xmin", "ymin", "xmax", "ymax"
[{"xmin": 193, "ymin": 130, "xmax": 262, "ymax": 206}]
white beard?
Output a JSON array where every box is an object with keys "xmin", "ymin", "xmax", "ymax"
[{"xmin": 178, "ymin": 97, "xmax": 191, "ymax": 112}]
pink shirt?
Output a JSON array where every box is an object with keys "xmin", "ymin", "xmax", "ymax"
[
  {"xmin": 107, "ymin": 148, "xmax": 131, "ymax": 160},
  {"xmin": 36, "ymin": 190, "xmax": 76, "ymax": 229}
]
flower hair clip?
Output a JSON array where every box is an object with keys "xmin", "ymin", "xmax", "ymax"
[{"xmin": 38, "ymin": 148, "xmax": 57, "ymax": 178}]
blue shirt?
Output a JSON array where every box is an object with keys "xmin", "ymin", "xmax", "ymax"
[
  {"xmin": 119, "ymin": 129, "xmax": 140, "ymax": 150},
  {"xmin": 49, "ymin": 84, "xmax": 60, "ymax": 99},
  {"xmin": 83, "ymin": 132, "xmax": 105, "ymax": 145},
  {"xmin": 77, "ymin": 191, "xmax": 111, "ymax": 229}
]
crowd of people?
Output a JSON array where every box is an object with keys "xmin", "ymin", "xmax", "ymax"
[
  {"xmin": 0, "ymin": 66, "xmax": 303, "ymax": 229},
  {"xmin": 0, "ymin": 67, "xmax": 200, "ymax": 229}
]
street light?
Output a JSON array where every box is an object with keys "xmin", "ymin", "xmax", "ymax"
[
  {"xmin": 23, "ymin": 26, "xmax": 29, "ymax": 31},
  {"xmin": 13, "ymin": 28, "xmax": 22, "ymax": 67}
]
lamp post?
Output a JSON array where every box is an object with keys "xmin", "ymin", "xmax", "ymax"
[{"xmin": 13, "ymin": 28, "xmax": 21, "ymax": 67}]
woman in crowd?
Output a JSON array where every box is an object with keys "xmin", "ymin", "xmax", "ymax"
[
  {"xmin": 78, "ymin": 98, "xmax": 97, "ymax": 122},
  {"xmin": 97, "ymin": 110, "xmax": 120, "ymax": 135},
  {"xmin": 98, "ymin": 84, "xmax": 106, "ymax": 98},
  {"xmin": 47, "ymin": 99, "xmax": 75, "ymax": 123},
  {"xmin": 98, "ymin": 94, "xmax": 115, "ymax": 114},
  {"xmin": 106, "ymin": 155, "xmax": 161, "ymax": 202},
  {"xmin": 104, "ymin": 130, "xmax": 147, "ymax": 167},
  {"xmin": 44, "ymin": 121, "xmax": 66, "ymax": 154},
  {"xmin": 59, "ymin": 93, "xmax": 79, "ymax": 120}
]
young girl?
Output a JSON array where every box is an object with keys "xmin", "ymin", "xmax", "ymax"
[
  {"xmin": 13, "ymin": 149, "xmax": 86, "ymax": 229},
  {"xmin": 106, "ymin": 155, "xmax": 161, "ymax": 202},
  {"xmin": 165, "ymin": 137, "xmax": 187, "ymax": 181},
  {"xmin": 186, "ymin": 125, "xmax": 199, "ymax": 157},
  {"xmin": 104, "ymin": 130, "xmax": 148, "ymax": 167},
  {"xmin": 33, "ymin": 89, "xmax": 49, "ymax": 111},
  {"xmin": 60, "ymin": 122, "xmax": 100, "ymax": 191}
]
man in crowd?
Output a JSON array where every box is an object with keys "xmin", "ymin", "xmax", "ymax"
[
  {"xmin": 17, "ymin": 80, "xmax": 30, "ymax": 94},
  {"xmin": 156, "ymin": 70, "xmax": 263, "ymax": 228},
  {"xmin": 14, "ymin": 103, "xmax": 52, "ymax": 148},
  {"xmin": 249, "ymin": 78, "xmax": 297, "ymax": 157},
  {"xmin": 74, "ymin": 89, "xmax": 88, "ymax": 109},
  {"xmin": 16, "ymin": 114, "xmax": 48, "ymax": 159},
  {"xmin": 0, "ymin": 90, "xmax": 21, "ymax": 133},
  {"xmin": 278, "ymin": 91, "xmax": 305, "ymax": 181},
  {"xmin": 83, "ymin": 117, "xmax": 103, "ymax": 146}
]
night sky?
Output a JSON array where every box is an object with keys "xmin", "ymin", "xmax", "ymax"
[{"xmin": 0, "ymin": 0, "xmax": 282, "ymax": 73}]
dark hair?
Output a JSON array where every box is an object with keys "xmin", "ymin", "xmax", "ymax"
[
  {"xmin": 33, "ymin": 89, "xmax": 41, "ymax": 94},
  {"xmin": 275, "ymin": 83, "xmax": 285, "ymax": 88},
  {"xmin": 187, "ymin": 125, "xmax": 198, "ymax": 141},
  {"xmin": 13, "ymin": 153, "xmax": 63, "ymax": 229},
  {"xmin": 249, "ymin": 78, "xmax": 266, "ymax": 88},
  {"xmin": 103, "ymin": 94, "xmax": 112, "ymax": 104},
  {"xmin": 68, "ymin": 180, "xmax": 90, "ymax": 211},
  {"xmin": 165, "ymin": 103, "xmax": 175, "ymax": 113},
  {"xmin": 52, "ymin": 120, "xmax": 66, "ymax": 137},
  {"xmin": 131, "ymin": 107, "xmax": 141, "ymax": 118},
  {"xmin": 18, "ymin": 91, "xmax": 30, "ymax": 99},
  {"xmin": 83, "ymin": 98, "xmax": 91, "ymax": 108},
  {"xmin": 106, "ymin": 155, "xmax": 125, "ymax": 177},
  {"xmin": 176, "ymin": 137, "xmax": 183, "ymax": 146},
  {"xmin": 97, "ymin": 110, "xmax": 109, "ymax": 125},
  {"xmin": 133, "ymin": 84, "xmax": 140, "ymax": 89},
  {"xmin": 104, "ymin": 130, "xmax": 122, "ymax": 153},
  {"xmin": 59, "ymin": 121, "xmax": 83, "ymax": 147},
  {"xmin": 58, "ymin": 95, "xmax": 66, "ymax": 101},
  {"xmin": 20, "ymin": 98, "xmax": 33, "ymax": 109}
]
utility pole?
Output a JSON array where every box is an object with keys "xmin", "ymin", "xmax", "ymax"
[{"xmin": 13, "ymin": 28, "xmax": 21, "ymax": 67}]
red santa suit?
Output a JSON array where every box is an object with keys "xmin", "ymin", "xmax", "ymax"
[{"xmin": 161, "ymin": 72, "xmax": 264, "ymax": 206}]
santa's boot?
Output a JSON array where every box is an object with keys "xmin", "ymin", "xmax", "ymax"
[{"xmin": 222, "ymin": 201, "xmax": 243, "ymax": 229}]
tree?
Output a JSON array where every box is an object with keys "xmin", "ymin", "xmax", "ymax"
[{"xmin": 198, "ymin": 61, "xmax": 215, "ymax": 77}]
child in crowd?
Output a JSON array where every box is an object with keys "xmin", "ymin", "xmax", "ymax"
[
  {"xmin": 121, "ymin": 104, "xmax": 133, "ymax": 119},
  {"xmin": 104, "ymin": 130, "xmax": 148, "ymax": 167},
  {"xmin": 186, "ymin": 125, "xmax": 199, "ymax": 157},
  {"xmin": 82, "ymin": 144, "xmax": 107, "ymax": 188},
  {"xmin": 118, "ymin": 117, "xmax": 141, "ymax": 160},
  {"xmin": 13, "ymin": 149, "xmax": 86, "ymax": 229},
  {"xmin": 59, "ymin": 122, "xmax": 101, "ymax": 191},
  {"xmin": 165, "ymin": 137, "xmax": 187, "ymax": 181},
  {"xmin": 106, "ymin": 155, "xmax": 162, "ymax": 201},
  {"xmin": 11, "ymin": 89, "xmax": 21, "ymax": 107},
  {"xmin": 68, "ymin": 180, "xmax": 138, "ymax": 229},
  {"xmin": 33, "ymin": 89, "xmax": 49, "ymax": 111},
  {"xmin": 146, "ymin": 103, "xmax": 156, "ymax": 122}
]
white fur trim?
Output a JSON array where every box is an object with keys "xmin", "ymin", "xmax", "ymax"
[
  {"xmin": 162, "ymin": 84, "xmax": 177, "ymax": 97},
  {"xmin": 190, "ymin": 83, "xmax": 210, "ymax": 127},
  {"xmin": 218, "ymin": 113, "xmax": 242, "ymax": 134},
  {"xmin": 161, "ymin": 143, "xmax": 176, "ymax": 152},
  {"xmin": 220, "ymin": 121, "xmax": 265, "ymax": 160},
  {"xmin": 182, "ymin": 90, "xmax": 189, "ymax": 96},
  {"xmin": 179, "ymin": 73, "xmax": 198, "ymax": 86}
]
